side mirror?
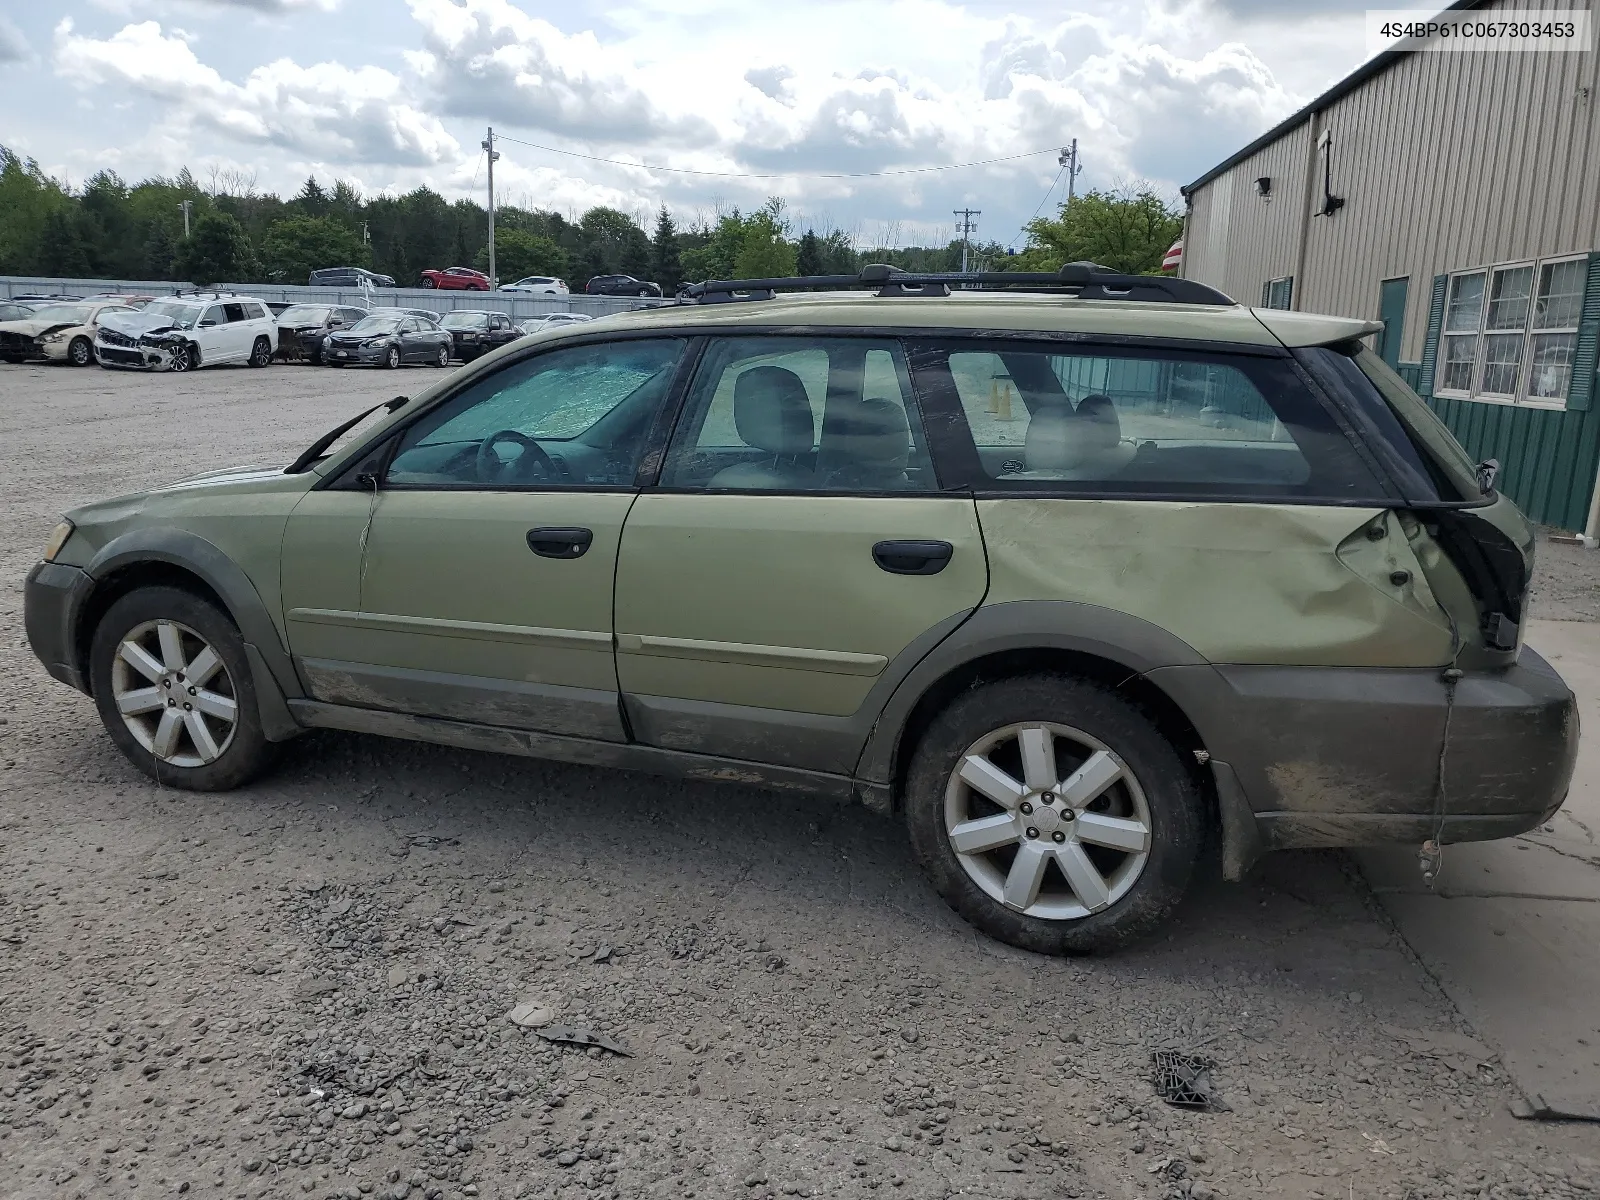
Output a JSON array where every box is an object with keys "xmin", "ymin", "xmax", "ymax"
[{"xmin": 199, "ymin": 319, "xmax": 217, "ymax": 327}]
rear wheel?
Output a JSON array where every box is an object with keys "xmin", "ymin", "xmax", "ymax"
[
  {"xmin": 904, "ymin": 674, "xmax": 1202, "ymax": 955},
  {"xmin": 68, "ymin": 336, "xmax": 93, "ymax": 366},
  {"xmin": 247, "ymin": 336, "xmax": 271, "ymax": 367},
  {"xmin": 432, "ymin": 344, "xmax": 450, "ymax": 367},
  {"xmin": 89, "ymin": 587, "xmax": 277, "ymax": 790}
]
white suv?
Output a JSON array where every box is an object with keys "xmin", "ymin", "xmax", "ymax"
[
  {"xmin": 96, "ymin": 294, "xmax": 278, "ymax": 372},
  {"xmin": 499, "ymin": 276, "xmax": 569, "ymax": 296}
]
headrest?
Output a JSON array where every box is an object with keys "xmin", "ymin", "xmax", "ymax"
[
  {"xmin": 733, "ymin": 366, "xmax": 815, "ymax": 456},
  {"xmin": 829, "ymin": 398, "xmax": 911, "ymax": 471},
  {"xmin": 1024, "ymin": 394, "xmax": 1125, "ymax": 472}
]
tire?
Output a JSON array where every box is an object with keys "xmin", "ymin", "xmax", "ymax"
[
  {"xmin": 384, "ymin": 345, "xmax": 401, "ymax": 370},
  {"xmin": 68, "ymin": 336, "xmax": 93, "ymax": 366},
  {"xmin": 88, "ymin": 586, "xmax": 277, "ymax": 791},
  {"xmin": 432, "ymin": 344, "xmax": 449, "ymax": 367},
  {"xmin": 420, "ymin": 277, "xmax": 437, "ymax": 289},
  {"xmin": 248, "ymin": 336, "xmax": 272, "ymax": 367},
  {"xmin": 3, "ymin": 353, "xmax": 25, "ymax": 364},
  {"xmin": 168, "ymin": 343, "xmax": 195, "ymax": 372},
  {"xmin": 903, "ymin": 673, "xmax": 1203, "ymax": 955}
]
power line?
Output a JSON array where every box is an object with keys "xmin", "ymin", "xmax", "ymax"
[
  {"xmin": 1009, "ymin": 164, "xmax": 1066, "ymax": 251},
  {"xmin": 490, "ymin": 132, "xmax": 1057, "ymax": 180}
]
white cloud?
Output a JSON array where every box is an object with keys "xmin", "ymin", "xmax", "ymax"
[
  {"xmin": 54, "ymin": 20, "xmax": 460, "ymax": 166},
  {"xmin": 407, "ymin": 0, "xmax": 715, "ymax": 145}
]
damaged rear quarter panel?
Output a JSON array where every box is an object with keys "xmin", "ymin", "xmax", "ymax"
[{"xmin": 975, "ymin": 498, "xmax": 1454, "ymax": 667}]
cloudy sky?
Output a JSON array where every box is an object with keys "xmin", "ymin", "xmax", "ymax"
[{"xmin": 0, "ymin": 0, "xmax": 1380, "ymax": 247}]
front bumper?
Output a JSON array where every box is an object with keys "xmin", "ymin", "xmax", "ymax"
[
  {"xmin": 95, "ymin": 338, "xmax": 174, "ymax": 370},
  {"xmin": 0, "ymin": 331, "xmax": 41, "ymax": 360},
  {"xmin": 24, "ymin": 561, "xmax": 94, "ymax": 692},
  {"xmin": 1154, "ymin": 646, "xmax": 1579, "ymax": 849},
  {"xmin": 276, "ymin": 328, "xmax": 326, "ymax": 360},
  {"xmin": 325, "ymin": 343, "xmax": 391, "ymax": 364}
]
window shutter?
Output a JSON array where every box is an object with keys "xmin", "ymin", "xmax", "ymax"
[
  {"xmin": 1418, "ymin": 273, "xmax": 1448, "ymax": 398},
  {"xmin": 1566, "ymin": 251, "xmax": 1600, "ymax": 412}
]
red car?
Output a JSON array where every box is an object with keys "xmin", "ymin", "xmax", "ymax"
[{"xmin": 418, "ymin": 267, "xmax": 491, "ymax": 291}]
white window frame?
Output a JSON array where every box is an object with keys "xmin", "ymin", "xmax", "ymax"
[
  {"xmin": 1435, "ymin": 253, "xmax": 1587, "ymax": 410},
  {"xmin": 1261, "ymin": 276, "xmax": 1293, "ymax": 310}
]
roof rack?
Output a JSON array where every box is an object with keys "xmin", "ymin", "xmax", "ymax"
[
  {"xmin": 170, "ymin": 289, "xmax": 242, "ymax": 300},
  {"xmin": 679, "ymin": 261, "xmax": 1234, "ymax": 306}
]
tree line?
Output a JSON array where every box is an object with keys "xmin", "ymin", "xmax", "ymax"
[{"xmin": 0, "ymin": 146, "xmax": 1182, "ymax": 289}]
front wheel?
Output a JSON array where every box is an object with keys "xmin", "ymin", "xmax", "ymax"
[
  {"xmin": 89, "ymin": 587, "xmax": 277, "ymax": 790},
  {"xmin": 168, "ymin": 343, "xmax": 195, "ymax": 372},
  {"xmin": 420, "ymin": 277, "xmax": 437, "ymax": 289},
  {"xmin": 247, "ymin": 336, "xmax": 271, "ymax": 367},
  {"xmin": 384, "ymin": 345, "xmax": 401, "ymax": 369},
  {"xmin": 904, "ymin": 674, "xmax": 1202, "ymax": 955},
  {"xmin": 68, "ymin": 336, "xmax": 94, "ymax": 366}
]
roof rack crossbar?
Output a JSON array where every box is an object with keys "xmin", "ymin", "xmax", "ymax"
[{"xmin": 680, "ymin": 262, "xmax": 1233, "ymax": 306}]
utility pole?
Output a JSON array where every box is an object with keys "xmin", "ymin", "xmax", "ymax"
[
  {"xmin": 1059, "ymin": 139, "xmax": 1083, "ymax": 204},
  {"xmin": 953, "ymin": 208, "xmax": 981, "ymax": 274},
  {"xmin": 482, "ymin": 127, "xmax": 500, "ymax": 286},
  {"xmin": 178, "ymin": 199, "xmax": 192, "ymax": 238}
]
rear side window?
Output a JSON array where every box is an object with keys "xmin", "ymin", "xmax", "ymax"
[
  {"xmin": 917, "ymin": 341, "xmax": 1393, "ymax": 502},
  {"xmin": 1298, "ymin": 344, "xmax": 1480, "ymax": 503}
]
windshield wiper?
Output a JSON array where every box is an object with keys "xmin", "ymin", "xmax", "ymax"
[{"xmin": 285, "ymin": 395, "xmax": 410, "ymax": 474}]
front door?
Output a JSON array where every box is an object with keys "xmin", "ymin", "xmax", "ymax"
[
  {"xmin": 613, "ymin": 335, "xmax": 988, "ymax": 772},
  {"xmin": 280, "ymin": 335, "xmax": 689, "ymax": 739},
  {"xmin": 1377, "ymin": 277, "xmax": 1409, "ymax": 367}
]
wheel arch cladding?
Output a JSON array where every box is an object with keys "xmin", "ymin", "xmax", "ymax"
[
  {"xmin": 78, "ymin": 530, "xmax": 302, "ymax": 739},
  {"xmin": 859, "ymin": 600, "xmax": 1217, "ymax": 816}
]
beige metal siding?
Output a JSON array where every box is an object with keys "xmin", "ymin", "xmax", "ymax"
[{"xmin": 1185, "ymin": 0, "xmax": 1600, "ymax": 359}]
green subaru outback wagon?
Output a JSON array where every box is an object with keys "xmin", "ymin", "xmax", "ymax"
[{"xmin": 25, "ymin": 264, "xmax": 1578, "ymax": 953}]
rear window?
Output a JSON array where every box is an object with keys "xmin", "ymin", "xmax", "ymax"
[{"xmin": 922, "ymin": 341, "xmax": 1394, "ymax": 502}]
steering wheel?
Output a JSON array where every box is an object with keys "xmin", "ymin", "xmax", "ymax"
[{"xmin": 474, "ymin": 429, "xmax": 558, "ymax": 483}]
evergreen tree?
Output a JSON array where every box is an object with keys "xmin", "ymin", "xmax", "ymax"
[
  {"xmin": 37, "ymin": 207, "xmax": 92, "ymax": 277},
  {"xmin": 173, "ymin": 211, "xmax": 255, "ymax": 285},
  {"xmin": 649, "ymin": 206, "xmax": 683, "ymax": 290},
  {"xmin": 795, "ymin": 229, "xmax": 823, "ymax": 276},
  {"xmin": 293, "ymin": 176, "xmax": 330, "ymax": 219},
  {"xmin": 142, "ymin": 221, "xmax": 177, "ymax": 280}
]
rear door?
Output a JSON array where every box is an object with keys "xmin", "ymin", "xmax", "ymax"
[{"xmin": 612, "ymin": 335, "xmax": 987, "ymax": 772}]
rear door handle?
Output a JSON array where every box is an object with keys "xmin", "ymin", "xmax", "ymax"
[
  {"xmin": 872, "ymin": 539, "xmax": 953, "ymax": 575},
  {"xmin": 527, "ymin": 527, "xmax": 593, "ymax": 559}
]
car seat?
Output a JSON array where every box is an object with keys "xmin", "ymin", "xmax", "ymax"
[
  {"xmin": 822, "ymin": 398, "xmax": 913, "ymax": 490},
  {"xmin": 1004, "ymin": 393, "xmax": 1136, "ymax": 480},
  {"xmin": 708, "ymin": 366, "xmax": 816, "ymax": 489}
]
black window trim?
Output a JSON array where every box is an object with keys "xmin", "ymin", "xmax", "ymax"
[
  {"xmin": 639, "ymin": 331, "xmax": 958, "ymax": 498},
  {"xmin": 316, "ymin": 330, "xmax": 700, "ymax": 495},
  {"xmin": 904, "ymin": 333, "xmax": 1411, "ymax": 507}
]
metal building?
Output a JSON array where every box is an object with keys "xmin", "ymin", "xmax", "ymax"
[{"xmin": 1179, "ymin": 0, "xmax": 1600, "ymax": 531}]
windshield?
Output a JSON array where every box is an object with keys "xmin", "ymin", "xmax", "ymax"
[
  {"xmin": 33, "ymin": 304, "xmax": 94, "ymax": 324},
  {"xmin": 142, "ymin": 300, "xmax": 201, "ymax": 329},
  {"xmin": 349, "ymin": 317, "xmax": 402, "ymax": 334},
  {"xmin": 279, "ymin": 305, "xmax": 331, "ymax": 324},
  {"xmin": 442, "ymin": 312, "xmax": 487, "ymax": 329}
]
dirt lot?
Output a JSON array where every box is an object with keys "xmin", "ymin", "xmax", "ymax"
[{"xmin": 2, "ymin": 360, "xmax": 1598, "ymax": 1200}]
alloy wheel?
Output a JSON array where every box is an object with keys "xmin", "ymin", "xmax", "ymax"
[
  {"xmin": 943, "ymin": 721, "xmax": 1152, "ymax": 920},
  {"xmin": 386, "ymin": 346, "xmax": 400, "ymax": 369},
  {"xmin": 110, "ymin": 619, "xmax": 239, "ymax": 767},
  {"xmin": 69, "ymin": 338, "xmax": 92, "ymax": 366},
  {"xmin": 169, "ymin": 345, "xmax": 192, "ymax": 372},
  {"xmin": 435, "ymin": 345, "xmax": 449, "ymax": 367}
]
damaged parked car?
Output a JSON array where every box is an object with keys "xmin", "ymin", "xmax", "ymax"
[
  {"xmin": 24, "ymin": 262, "xmax": 1578, "ymax": 955},
  {"xmin": 0, "ymin": 300, "xmax": 138, "ymax": 366},
  {"xmin": 96, "ymin": 294, "xmax": 278, "ymax": 372},
  {"xmin": 321, "ymin": 313, "xmax": 454, "ymax": 368},
  {"xmin": 274, "ymin": 304, "xmax": 368, "ymax": 364}
]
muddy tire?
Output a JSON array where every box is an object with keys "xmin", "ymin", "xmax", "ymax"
[
  {"xmin": 904, "ymin": 673, "xmax": 1203, "ymax": 955},
  {"xmin": 89, "ymin": 587, "xmax": 277, "ymax": 791}
]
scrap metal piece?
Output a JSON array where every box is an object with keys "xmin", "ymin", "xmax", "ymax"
[
  {"xmin": 1151, "ymin": 1050, "xmax": 1231, "ymax": 1112},
  {"xmin": 534, "ymin": 1025, "xmax": 634, "ymax": 1057}
]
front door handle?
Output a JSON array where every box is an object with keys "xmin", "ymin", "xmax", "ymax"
[
  {"xmin": 872, "ymin": 539, "xmax": 953, "ymax": 575},
  {"xmin": 527, "ymin": 527, "xmax": 593, "ymax": 559}
]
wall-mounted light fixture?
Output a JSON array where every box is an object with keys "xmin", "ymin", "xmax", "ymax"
[{"xmin": 1255, "ymin": 176, "xmax": 1272, "ymax": 200}]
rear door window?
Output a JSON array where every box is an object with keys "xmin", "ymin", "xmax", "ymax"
[{"xmin": 914, "ymin": 341, "xmax": 1394, "ymax": 502}]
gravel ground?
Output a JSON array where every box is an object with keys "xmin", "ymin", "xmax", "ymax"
[{"xmin": 2, "ymin": 361, "xmax": 1598, "ymax": 1200}]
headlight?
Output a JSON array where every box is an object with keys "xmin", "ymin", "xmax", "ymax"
[{"xmin": 43, "ymin": 519, "xmax": 75, "ymax": 562}]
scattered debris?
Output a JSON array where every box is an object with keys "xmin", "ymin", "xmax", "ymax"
[
  {"xmin": 405, "ymin": 833, "xmax": 460, "ymax": 848},
  {"xmin": 1151, "ymin": 1050, "xmax": 1231, "ymax": 1112},
  {"xmin": 1362, "ymin": 1132, "xmax": 1397, "ymax": 1155},
  {"xmin": 534, "ymin": 1025, "xmax": 634, "ymax": 1057},
  {"xmin": 506, "ymin": 1001, "xmax": 554, "ymax": 1029}
]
